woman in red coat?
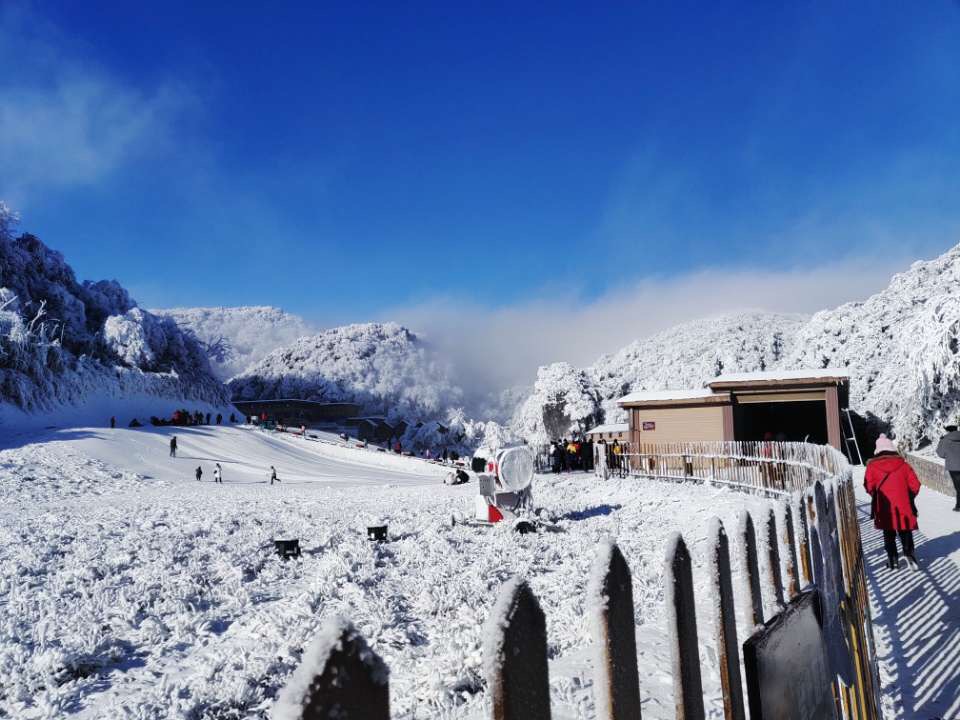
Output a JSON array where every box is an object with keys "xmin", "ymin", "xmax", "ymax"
[{"xmin": 864, "ymin": 434, "xmax": 921, "ymax": 570}]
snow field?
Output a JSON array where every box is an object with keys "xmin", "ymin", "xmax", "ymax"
[{"xmin": 1, "ymin": 428, "xmax": 780, "ymax": 719}]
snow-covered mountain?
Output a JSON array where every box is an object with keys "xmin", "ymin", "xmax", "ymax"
[
  {"xmin": 229, "ymin": 322, "xmax": 463, "ymax": 419},
  {"xmin": 787, "ymin": 247, "xmax": 960, "ymax": 447},
  {"xmin": 153, "ymin": 306, "xmax": 313, "ymax": 380},
  {"xmin": 512, "ymin": 245, "xmax": 960, "ymax": 449},
  {"xmin": 511, "ymin": 313, "xmax": 803, "ymax": 442},
  {"xmin": 0, "ymin": 204, "xmax": 228, "ymax": 416}
]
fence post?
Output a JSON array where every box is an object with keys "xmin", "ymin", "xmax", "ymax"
[
  {"xmin": 798, "ymin": 496, "xmax": 813, "ymax": 587},
  {"xmin": 273, "ymin": 617, "xmax": 389, "ymax": 720},
  {"xmin": 764, "ymin": 507, "xmax": 786, "ymax": 612},
  {"xmin": 588, "ymin": 539, "xmax": 642, "ymax": 720},
  {"xmin": 781, "ymin": 505, "xmax": 801, "ymax": 599},
  {"xmin": 484, "ymin": 578, "xmax": 551, "ymax": 720},
  {"xmin": 738, "ymin": 512, "xmax": 764, "ymax": 630},
  {"xmin": 665, "ymin": 533, "xmax": 705, "ymax": 720},
  {"xmin": 707, "ymin": 520, "xmax": 746, "ymax": 720}
]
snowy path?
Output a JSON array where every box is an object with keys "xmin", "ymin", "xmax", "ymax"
[{"xmin": 856, "ymin": 471, "xmax": 960, "ymax": 720}]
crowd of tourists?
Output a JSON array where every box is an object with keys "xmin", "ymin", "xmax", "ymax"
[{"xmin": 546, "ymin": 437, "xmax": 627, "ymax": 475}]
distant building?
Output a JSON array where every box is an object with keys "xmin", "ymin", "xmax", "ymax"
[
  {"xmin": 344, "ymin": 416, "xmax": 396, "ymax": 443},
  {"xmin": 232, "ymin": 399, "xmax": 362, "ymax": 426},
  {"xmin": 618, "ymin": 370, "xmax": 850, "ymax": 451},
  {"xmin": 585, "ymin": 422, "xmax": 629, "ymax": 443}
]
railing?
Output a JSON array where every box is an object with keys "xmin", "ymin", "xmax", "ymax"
[
  {"xmin": 905, "ymin": 452, "xmax": 956, "ymax": 498},
  {"xmin": 274, "ymin": 442, "xmax": 882, "ymax": 720}
]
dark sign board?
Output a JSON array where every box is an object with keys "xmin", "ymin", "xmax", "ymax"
[
  {"xmin": 642, "ymin": 421, "xmax": 656, "ymax": 431},
  {"xmin": 743, "ymin": 589, "xmax": 837, "ymax": 720}
]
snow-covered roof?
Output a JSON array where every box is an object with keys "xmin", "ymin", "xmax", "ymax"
[
  {"xmin": 708, "ymin": 368, "xmax": 849, "ymax": 386},
  {"xmin": 617, "ymin": 388, "xmax": 719, "ymax": 405},
  {"xmin": 585, "ymin": 422, "xmax": 629, "ymax": 435}
]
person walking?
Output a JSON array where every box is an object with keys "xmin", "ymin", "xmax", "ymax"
[
  {"xmin": 110, "ymin": 416, "xmax": 116, "ymax": 429},
  {"xmin": 195, "ymin": 466, "xmax": 203, "ymax": 482},
  {"xmin": 213, "ymin": 463, "xmax": 222, "ymax": 484},
  {"xmin": 216, "ymin": 413, "xmax": 222, "ymax": 425},
  {"xmin": 269, "ymin": 466, "xmax": 278, "ymax": 485},
  {"xmin": 170, "ymin": 436, "xmax": 178, "ymax": 458},
  {"xmin": 865, "ymin": 434, "xmax": 921, "ymax": 570},
  {"xmin": 935, "ymin": 424, "xmax": 960, "ymax": 511}
]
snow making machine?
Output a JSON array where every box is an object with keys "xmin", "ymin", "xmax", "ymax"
[{"xmin": 473, "ymin": 445, "xmax": 535, "ymax": 525}]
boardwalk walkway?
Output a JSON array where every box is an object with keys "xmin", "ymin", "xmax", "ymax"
[{"xmin": 856, "ymin": 475, "xmax": 960, "ymax": 720}]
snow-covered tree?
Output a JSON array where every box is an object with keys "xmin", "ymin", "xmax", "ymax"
[
  {"xmin": 0, "ymin": 206, "xmax": 228, "ymax": 412},
  {"xmin": 511, "ymin": 362, "xmax": 602, "ymax": 443}
]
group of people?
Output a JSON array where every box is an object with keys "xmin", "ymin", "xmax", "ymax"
[
  {"xmin": 195, "ymin": 463, "xmax": 223, "ymax": 483},
  {"xmin": 549, "ymin": 438, "xmax": 594, "ymax": 473},
  {"xmin": 168, "ymin": 436, "xmax": 280, "ymax": 485},
  {"xmin": 863, "ymin": 424, "xmax": 960, "ymax": 571},
  {"xmin": 110, "ymin": 411, "xmax": 237, "ymax": 429}
]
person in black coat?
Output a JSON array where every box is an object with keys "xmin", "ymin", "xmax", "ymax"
[
  {"xmin": 936, "ymin": 424, "xmax": 960, "ymax": 511},
  {"xmin": 170, "ymin": 436, "xmax": 178, "ymax": 457},
  {"xmin": 195, "ymin": 466, "xmax": 203, "ymax": 482}
]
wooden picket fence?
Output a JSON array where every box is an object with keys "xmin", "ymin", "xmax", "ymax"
[
  {"xmin": 905, "ymin": 451, "xmax": 955, "ymax": 498},
  {"xmin": 275, "ymin": 442, "xmax": 882, "ymax": 720},
  {"xmin": 619, "ymin": 440, "xmax": 848, "ymax": 495}
]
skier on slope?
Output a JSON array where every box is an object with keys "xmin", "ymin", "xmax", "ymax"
[
  {"xmin": 195, "ymin": 466, "xmax": 202, "ymax": 482},
  {"xmin": 935, "ymin": 424, "xmax": 960, "ymax": 512},
  {"xmin": 269, "ymin": 466, "xmax": 279, "ymax": 485},
  {"xmin": 864, "ymin": 434, "xmax": 921, "ymax": 570},
  {"xmin": 213, "ymin": 463, "xmax": 223, "ymax": 484},
  {"xmin": 170, "ymin": 436, "xmax": 178, "ymax": 458}
]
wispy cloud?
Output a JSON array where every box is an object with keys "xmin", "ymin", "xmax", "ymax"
[
  {"xmin": 388, "ymin": 254, "xmax": 916, "ymax": 400},
  {"xmin": 0, "ymin": 4, "xmax": 190, "ymax": 205}
]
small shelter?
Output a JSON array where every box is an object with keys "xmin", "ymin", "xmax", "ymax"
[
  {"xmin": 585, "ymin": 422, "xmax": 630, "ymax": 443},
  {"xmin": 618, "ymin": 370, "xmax": 850, "ymax": 451}
]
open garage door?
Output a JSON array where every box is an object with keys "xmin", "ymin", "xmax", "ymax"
[{"xmin": 732, "ymin": 399, "xmax": 829, "ymax": 444}]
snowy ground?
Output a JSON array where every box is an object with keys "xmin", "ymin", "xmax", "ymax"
[
  {"xmin": 856, "ymin": 470, "xmax": 960, "ymax": 720},
  {"xmin": 0, "ymin": 424, "xmax": 782, "ymax": 719}
]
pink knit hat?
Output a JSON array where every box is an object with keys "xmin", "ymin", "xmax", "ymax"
[{"xmin": 874, "ymin": 434, "xmax": 897, "ymax": 454}]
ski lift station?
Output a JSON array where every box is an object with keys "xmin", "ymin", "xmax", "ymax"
[{"xmin": 618, "ymin": 369, "xmax": 852, "ymax": 452}]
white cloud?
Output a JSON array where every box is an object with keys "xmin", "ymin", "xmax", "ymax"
[
  {"xmin": 0, "ymin": 4, "xmax": 189, "ymax": 204},
  {"xmin": 387, "ymin": 254, "xmax": 919, "ymax": 399}
]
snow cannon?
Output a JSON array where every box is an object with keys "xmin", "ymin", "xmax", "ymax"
[{"xmin": 473, "ymin": 446, "xmax": 535, "ymax": 524}]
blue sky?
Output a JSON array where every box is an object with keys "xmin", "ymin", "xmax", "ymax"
[{"xmin": 2, "ymin": 1, "xmax": 959, "ymax": 335}]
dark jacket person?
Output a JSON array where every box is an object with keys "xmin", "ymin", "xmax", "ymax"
[{"xmin": 935, "ymin": 425, "xmax": 960, "ymax": 511}]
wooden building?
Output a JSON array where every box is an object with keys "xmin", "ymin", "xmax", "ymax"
[
  {"xmin": 344, "ymin": 416, "xmax": 396, "ymax": 443},
  {"xmin": 585, "ymin": 422, "xmax": 630, "ymax": 443},
  {"xmin": 232, "ymin": 399, "xmax": 362, "ymax": 426},
  {"xmin": 618, "ymin": 370, "xmax": 850, "ymax": 451}
]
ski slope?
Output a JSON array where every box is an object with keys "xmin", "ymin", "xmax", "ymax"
[
  {"xmin": 2, "ymin": 423, "xmax": 776, "ymax": 720},
  {"xmin": 0, "ymin": 424, "xmax": 447, "ymax": 500}
]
